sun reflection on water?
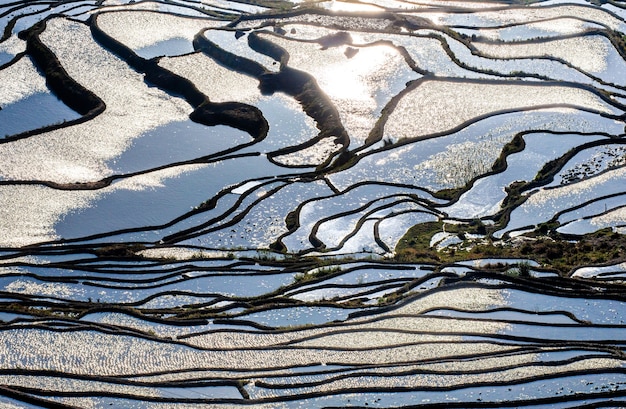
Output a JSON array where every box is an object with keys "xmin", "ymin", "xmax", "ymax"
[{"xmin": 318, "ymin": 45, "xmax": 398, "ymax": 101}]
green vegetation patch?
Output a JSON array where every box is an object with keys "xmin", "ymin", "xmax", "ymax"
[{"xmin": 395, "ymin": 221, "xmax": 626, "ymax": 275}]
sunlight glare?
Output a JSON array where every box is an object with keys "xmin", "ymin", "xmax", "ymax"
[{"xmin": 321, "ymin": 45, "xmax": 397, "ymax": 101}]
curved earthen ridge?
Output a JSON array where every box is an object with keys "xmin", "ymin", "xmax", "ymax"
[
  {"xmin": 20, "ymin": 20, "xmax": 103, "ymax": 116},
  {"xmin": 91, "ymin": 12, "xmax": 269, "ymax": 140},
  {"xmin": 0, "ymin": 19, "xmax": 108, "ymax": 143},
  {"xmin": 194, "ymin": 28, "xmax": 350, "ymax": 166}
]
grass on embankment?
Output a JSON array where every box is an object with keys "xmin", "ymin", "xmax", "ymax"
[{"xmin": 395, "ymin": 221, "xmax": 626, "ymax": 275}]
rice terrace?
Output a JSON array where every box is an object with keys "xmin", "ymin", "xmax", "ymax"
[{"xmin": 2, "ymin": 0, "xmax": 626, "ymax": 407}]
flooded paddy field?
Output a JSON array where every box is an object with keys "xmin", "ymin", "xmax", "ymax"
[{"xmin": 1, "ymin": 0, "xmax": 626, "ymax": 407}]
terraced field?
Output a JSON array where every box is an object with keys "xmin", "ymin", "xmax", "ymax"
[{"xmin": 1, "ymin": 0, "xmax": 626, "ymax": 407}]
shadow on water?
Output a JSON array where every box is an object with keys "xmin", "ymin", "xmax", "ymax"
[{"xmin": 0, "ymin": 92, "xmax": 80, "ymax": 137}]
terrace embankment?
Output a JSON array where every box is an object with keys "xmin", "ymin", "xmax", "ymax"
[
  {"xmin": 194, "ymin": 29, "xmax": 350, "ymax": 165},
  {"xmin": 91, "ymin": 13, "xmax": 268, "ymax": 140},
  {"xmin": 20, "ymin": 20, "xmax": 104, "ymax": 116},
  {"xmin": 5, "ymin": 19, "xmax": 107, "ymax": 142}
]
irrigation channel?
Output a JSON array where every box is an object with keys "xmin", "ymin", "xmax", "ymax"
[{"xmin": 2, "ymin": 0, "xmax": 626, "ymax": 407}]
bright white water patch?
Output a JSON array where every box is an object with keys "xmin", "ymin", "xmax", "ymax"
[
  {"xmin": 414, "ymin": 138, "xmax": 501, "ymax": 187},
  {"xmin": 436, "ymin": 4, "xmax": 626, "ymax": 32},
  {"xmin": 435, "ymin": 30, "xmax": 603, "ymax": 85},
  {"xmin": 0, "ymin": 17, "xmax": 190, "ymax": 182},
  {"xmin": 283, "ymin": 184, "xmax": 439, "ymax": 253},
  {"xmin": 446, "ymin": 132, "xmax": 608, "ymax": 219},
  {"xmin": 159, "ymin": 52, "xmax": 261, "ymax": 103},
  {"xmin": 4, "ymin": 279, "xmax": 85, "ymax": 299},
  {"xmin": 499, "ymin": 166, "xmax": 626, "ymax": 237},
  {"xmin": 0, "ymin": 36, "xmax": 26, "ymax": 66},
  {"xmin": 398, "ymin": 0, "xmax": 508, "ymax": 9},
  {"xmin": 81, "ymin": 312, "xmax": 213, "ymax": 339},
  {"xmin": 318, "ymin": 0, "xmax": 384, "ymax": 12},
  {"xmin": 54, "ymin": 155, "xmax": 294, "ymax": 242},
  {"xmin": 549, "ymin": 144, "xmax": 626, "ymax": 187},
  {"xmin": 53, "ymin": 163, "xmax": 211, "ymax": 239},
  {"xmin": 0, "ymin": 185, "xmax": 99, "ymax": 247},
  {"xmin": 96, "ymin": 10, "xmax": 218, "ymax": 54},
  {"xmin": 0, "ymin": 57, "xmax": 48, "ymax": 107},
  {"xmin": 138, "ymin": 247, "xmax": 232, "ymax": 260},
  {"xmin": 558, "ymin": 215, "xmax": 626, "ymax": 236},
  {"xmin": 0, "ymin": 375, "xmax": 177, "ymax": 399},
  {"xmin": 95, "ymin": 0, "xmax": 216, "ymax": 18},
  {"xmin": 474, "ymin": 36, "xmax": 610, "ymax": 74},
  {"xmin": 558, "ymin": 195, "xmax": 626, "ymax": 227},
  {"xmin": 334, "ymin": 109, "xmax": 620, "ymax": 194},
  {"xmin": 392, "ymin": 34, "xmax": 487, "ymax": 79},
  {"xmin": 255, "ymin": 95, "xmax": 321, "ymax": 151},
  {"xmin": 204, "ymin": 29, "xmax": 279, "ymax": 71},
  {"xmin": 0, "ymin": 324, "xmax": 515, "ymax": 375},
  {"xmin": 590, "ymin": 206, "xmax": 626, "ymax": 229},
  {"xmin": 572, "ymin": 262, "xmax": 626, "ymax": 279},
  {"xmin": 271, "ymin": 137, "xmax": 340, "ymax": 167},
  {"xmin": 385, "ymin": 79, "xmax": 616, "ymax": 141},
  {"xmin": 488, "ymin": 18, "xmax": 605, "ymax": 41}
]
